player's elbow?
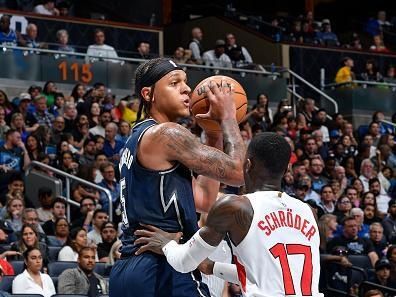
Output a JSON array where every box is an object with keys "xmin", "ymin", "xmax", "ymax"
[{"xmin": 170, "ymin": 257, "xmax": 198, "ymax": 274}]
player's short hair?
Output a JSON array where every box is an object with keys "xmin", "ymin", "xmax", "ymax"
[{"xmin": 247, "ymin": 132, "xmax": 291, "ymax": 176}]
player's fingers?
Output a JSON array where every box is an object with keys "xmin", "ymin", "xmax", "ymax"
[
  {"xmin": 208, "ymin": 80, "xmax": 222, "ymax": 97},
  {"xmin": 134, "ymin": 229, "xmax": 154, "ymax": 237},
  {"xmin": 203, "ymin": 82, "xmax": 217, "ymax": 103},
  {"xmin": 134, "ymin": 237, "xmax": 150, "ymax": 245},
  {"xmin": 194, "ymin": 113, "xmax": 211, "ymax": 120},
  {"xmin": 134, "ymin": 246, "xmax": 147, "ymax": 255}
]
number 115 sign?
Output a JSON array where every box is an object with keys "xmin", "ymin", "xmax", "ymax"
[{"xmin": 57, "ymin": 60, "xmax": 93, "ymax": 84}]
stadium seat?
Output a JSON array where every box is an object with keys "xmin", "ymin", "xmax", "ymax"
[
  {"xmin": 0, "ymin": 244, "xmax": 11, "ymax": 251},
  {"xmin": 357, "ymin": 125, "xmax": 369, "ymax": 141},
  {"xmin": 10, "ymin": 295, "xmax": 44, "ymax": 297},
  {"xmin": 348, "ymin": 255, "xmax": 373, "ymax": 269},
  {"xmin": 94, "ymin": 262, "xmax": 112, "ymax": 276},
  {"xmin": 51, "ymin": 276, "xmax": 58, "ymax": 291},
  {"xmin": 0, "ymin": 275, "xmax": 15, "ymax": 293},
  {"xmin": 10, "ymin": 261, "xmax": 24, "ymax": 275},
  {"xmin": 48, "ymin": 246, "xmax": 62, "ymax": 262},
  {"xmin": 48, "ymin": 261, "xmax": 78, "ymax": 277},
  {"xmin": 52, "ymin": 295, "xmax": 88, "ymax": 297}
]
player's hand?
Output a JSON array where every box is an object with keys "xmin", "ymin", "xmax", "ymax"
[
  {"xmin": 134, "ymin": 223, "xmax": 183, "ymax": 255},
  {"xmin": 195, "ymin": 80, "xmax": 236, "ymax": 122},
  {"xmin": 198, "ymin": 258, "xmax": 214, "ymax": 275}
]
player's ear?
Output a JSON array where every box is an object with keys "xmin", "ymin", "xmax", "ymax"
[
  {"xmin": 245, "ymin": 158, "xmax": 252, "ymax": 173},
  {"xmin": 140, "ymin": 87, "xmax": 152, "ymax": 103}
]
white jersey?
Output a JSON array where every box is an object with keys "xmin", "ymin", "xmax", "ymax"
[{"xmin": 231, "ymin": 191, "xmax": 323, "ymax": 297}]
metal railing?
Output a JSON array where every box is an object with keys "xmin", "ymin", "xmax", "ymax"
[
  {"xmin": 287, "ymin": 69, "xmax": 339, "ymax": 114},
  {"xmin": 286, "ymin": 87, "xmax": 333, "ymax": 120},
  {"xmin": 323, "ymin": 80, "xmax": 396, "ymax": 90},
  {"xmin": 26, "ymin": 161, "xmax": 113, "ymax": 221}
]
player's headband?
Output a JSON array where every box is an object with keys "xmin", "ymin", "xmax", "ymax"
[{"xmin": 136, "ymin": 59, "xmax": 183, "ymax": 96}]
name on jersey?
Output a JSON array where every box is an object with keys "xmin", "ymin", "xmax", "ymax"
[
  {"xmin": 257, "ymin": 209, "xmax": 317, "ymax": 241},
  {"xmin": 120, "ymin": 148, "xmax": 133, "ymax": 170}
]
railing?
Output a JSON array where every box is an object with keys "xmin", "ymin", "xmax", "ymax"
[
  {"xmin": 287, "ymin": 69, "xmax": 339, "ymax": 114},
  {"xmin": 323, "ymin": 80, "xmax": 396, "ymax": 90},
  {"xmin": 26, "ymin": 161, "xmax": 113, "ymax": 221},
  {"xmin": 286, "ymin": 87, "xmax": 333, "ymax": 120}
]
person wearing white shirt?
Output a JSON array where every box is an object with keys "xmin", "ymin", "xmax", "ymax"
[
  {"xmin": 87, "ymin": 210, "xmax": 109, "ymax": 245},
  {"xmin": 33, "ymin": 0, "xmax": 59, "ymax": 16},
  {"xmin": 202, "ymin": 40, "xmax": 232, "ymax": 68},
  {"xmin": 12, "ymin": 247, "xmax": 56, "ymax": 297},
  {"xmin": 58, "ymin": 227, "xmax": 99, "ymax": 261},
  {"xmin": 87, "ymin": 29, "xmax": 120, "ymax": 63}
]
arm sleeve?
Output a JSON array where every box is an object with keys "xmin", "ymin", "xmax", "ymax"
[
  {"xmin": 58, "ymin": 246, "xmax": 75, "ymax": 261},
  {"xmin": 213, "ymin": 262, "xmax": 239, "ymax": 284},
  {"xmin": 162, "ymin": 231, "xmax": 217, "ymax": 273}
]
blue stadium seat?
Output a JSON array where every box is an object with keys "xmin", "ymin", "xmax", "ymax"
[
  {"xmin": 0, "ymin": 244, "xmax": 11, "ymax": 251},
  {"xmin": 48, "ymin": 261, "xmax": 77, "ymax": 277},
  {"xmin": 348, "ymin": 255, "xmax": 373, "ymax": 269},
  {"xmin": 357, "ymin": 125, "xmax": 369, "ymax": 141},
  {"xmin": 10, "ymin": 261, "xmax": 24, "ymax": 275},
  {"xmin": 52, "ymin": 295, "xmax": 88, "ymax": 297},
  {"xmin": 94, "ymin": 262, "xmax": 112, "ymax": 277},
  {"xmin": 10, "ymin": 295, "xmax": 44, "ymax": 297},
  {"xmin": 0, "ymin": 275, "xmax": 15, "ymax": 293},
  {"xmin": 48, "ymin": 246, "xmax": 62, "ymax": 262},
  {"xmin": 51, "ymin": 276, "xmax": 58, "ymax": 291}
]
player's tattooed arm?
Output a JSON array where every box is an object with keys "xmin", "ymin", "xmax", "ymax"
[{"xmin": 155, "ymin": 123, "xmax": 244, "ymax": 186}]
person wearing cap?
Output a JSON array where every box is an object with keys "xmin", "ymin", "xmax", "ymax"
[
  {"xmin": 6, "ymin": 93, "xmax": 33, "ymax": 126},
  {"xmin": 97, "ymin": 222, "xmax": 118, "ymax": 262},
  {"xmin": 335, "ymin": 57, "xmax": 355, "ymax": 85},
  {"xmin": 370, "ymin": 258, "xmax": 396, "ymax": 288},
  {"xmin": 202, "ymin": 39, "xmax": 232, "ymax": 68}
]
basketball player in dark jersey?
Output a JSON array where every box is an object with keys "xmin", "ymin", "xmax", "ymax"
[{"xmin": 109, "ymin": 58, "xmax": 245, "ymax": 297}]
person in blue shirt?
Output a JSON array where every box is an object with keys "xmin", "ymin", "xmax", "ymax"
[
  {"xmin": 103, "ymin": 122, "xmax": 123, "ymax": 166},
  {"xmin": 97, "ymin": 161, "xmax": 120, "ymax": 219},
  {"xmin": 0, "ymin": 15, "xmax": 17, "ymax": 47},
  {"xmin": 109, "ymin": 58, "xmax": 245, "ymax": 297}
]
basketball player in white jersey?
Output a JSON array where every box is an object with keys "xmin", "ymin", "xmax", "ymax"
[{"xmin": 134, "ymin": 132, "xmax": 323, "ymax": 297}]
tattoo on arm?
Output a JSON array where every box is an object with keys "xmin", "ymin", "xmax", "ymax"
[{"xmin": 157, "ymin": 124, "xmax": 241, "ymax": 184}]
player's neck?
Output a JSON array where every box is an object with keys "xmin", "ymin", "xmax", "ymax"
[{"xmin": 249, "ymin": 182, "xmax": 282, "ymax": 192}]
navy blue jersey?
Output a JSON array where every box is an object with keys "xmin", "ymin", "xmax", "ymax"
[{"xmin": 119, "ymin": 119, "xmax": 199, "ymax": 256}]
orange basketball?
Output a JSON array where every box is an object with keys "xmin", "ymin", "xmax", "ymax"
[{"xmin": 190, "ymin": 75, "xmax": 248, "ymax": 132}]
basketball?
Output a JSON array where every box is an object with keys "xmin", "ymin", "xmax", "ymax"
[{"xmin": 190, "ymin": 75, "xmax": 248, "ymax": 132}]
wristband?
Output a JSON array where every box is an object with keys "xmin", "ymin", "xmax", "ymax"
[{"xmin": 213, "ymin": 262, "xmax": 239, "ymax": 284}]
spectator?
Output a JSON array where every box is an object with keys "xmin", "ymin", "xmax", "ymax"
[
  {"xmin": 369, "ymin": 177, "xmax": 391, "ymax": 215},
  {"xmin": 97, "ymin": 162, "xmax": 120, "ymax": 216},
  {"xmin": 361, "ymin": 60, "xmax": 383, "ymax": 82},
  {"xmin": 364, "ymin": 289, "xmax": 384, "ymax": 297},
  {"xmin": 25, "ymin": 134, "xmax": 42, "ymax": 162},
  {"xmin": 360, "ymin": 159, "xmax": 376, "ymax": 191},
  {"xmin": 303, "ymin": 137, "xmax": 318, "ymax": 159},
  {"xmin": 369, "ymin": 258, "xmax": 396, "ymax": 288},
  {"xmin": 36, "ymin": 187, "xmax": 54, "ymax": 223},
  {"xmin": 9, "ymin": 224, "xmax": 49, "ymax": 265},
  {"xmin": 335, "ymin": 57, "xmax": 355, "ymax": 84},
  {"xmin": 369, "ymin": 222, "xmax": 388, "ymax": 258},
  {"xmin": 62, "ymin": 102, "xmax": 78, "ymax": 133},
  {"xmin": 47, "ymin": 217, "xmax": 69, "ymax": 247},
  {"xmin": 362, "ymin": 202, "xmax": 381, "ymax": 225},
  {"xmin": 33, "ymin": 0, "xmax": 59, "ymax": 16},
  {"xmin": 350, "ymin": 207, "xmax": 370, "ymax": 238},
  {"xmin": 58, "ymin": 227, "xmax": 91, "ymax": 261},
  {"xmin": 58, "ymin": 247, "xmax": 108, "ymax": 295},
  {"xmin": 89, "ymin": 110, "xmax": 111, "ymax": 138},
  {"xmin": 116, "ymin": 120, "xmax": 131, "ymax": 145},
  {"xmin": 188, "ymin": 27, "xmax": 204, "ymax": 64},
  {"xmin": 224, "ymin": 33, "xmax": 253, "ymax": 68},
  {"xmin": 55, "ymin": 29, "xmax": 75, "ymax": 53},
  {"xmin": 326, "ymin": 216, "xmax": 378, "ymax": 267},
  {"xmin": 246, "ymin": 105, "xmax": 268, "ymax": 132},
  {"xmin": 42, "ymin": 197, "xmax": 66, "ymax": 236},
  {"xmin": 107, "ymin": 239, "xmax": 122, "ymax": 265},
  {"xmin": 71, "ymin": 197, "xmax": 96, "ymax": 230},
  {"xmin": 19, "ymin": 22, "xmax": 44, "ymax": 50},
  {"xmin": 334, "ymin": 196, "xmax": 352, "ymax": 223},
  {"xmin": 87, "ymin": 209, "xmax": 108, "ymax": 245},
  {"xmin": 18, "ymin": 208, "xmax": 47, "ymax": 244},
  {"xmin": 0, "ymin": 106, "xmax": 9, "ymax": 142},
  {"xmin": 79, "ymin": 138, "xmax": 97, "ymax": 166},
  {"xmin": 87, "ymin": 29, "xmax": 119, "ymax": 63},
  {"xmin": 57, "ymin": 1, "xmax": 70, "ymax": 17},
  {"xmin": 12, "ymin": 247, "xmax": 56, "ymax": 297},
  {"xmin": 97, "ymin": 222, "xmax": 117, "ymax": 262},
  {"xmin": 26, "ymin": 95, "xmax": 55, "ymax": 128},
  {"xmin": 370, "ymin": 35, "xmax": 390, "ymax": 53},
  {"xmin": 382, "ymin": 199, "xmax": 396, "ymax": 243},
  {"xmin": 345, "ymin": 186, "xmax": 360, "ymax": 208},
  {"xmin": 0, "ymin": 129, "xmax": 31, "ymax": 173},
  {"xmin": 300, "ymin": 98, "xmax": 316, "ymax": 126},
  {"xmin": 2, "ymin": 197, "xmax": 24, "ymax": 232},
  {"xmin": 6, "ymin": 93, "xmax": 32, "ymax": 125},
  {"xmin": 103, "ymin": 122, "xmax": 123, "ymax": 164},
  {"xmin": 132, "ymin": 41, "xmax": 152, "ymax": 59},
  {"xmin": 309, "ymin": 157, "xmax": 329, "ymax": 193},
  {"xmin": 318, "ymin": 185, "xmax": 335, "ymax": 214},
  {"xmin": 0, "ymin": 15, "xmax": 17, "ymax": 47},
  {"xmin": 384, "ymin": 65, "xmax": 396, "ymax": 83},
  {"xmin": 202, "ymin": 39, "xmax": 232, "ymax": 68},
  {"xmin": 315, "ymin": 108, "xmax": 330, "ymax": 142},
  {"xmin": 300, "ymin": 174, "xmax": 321, "ymax": 204},
  {"xmin": 317, "ymin": 21, "xmax": 339, "ymax": 46},
  {"xmin": 318, "ymin": 214, "xmax": 338, "ymax": 251}
]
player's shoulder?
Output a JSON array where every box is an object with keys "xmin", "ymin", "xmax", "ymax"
[{"xmin": 211, "ymin": 194, "xmax": 253, "ymax": 216}]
